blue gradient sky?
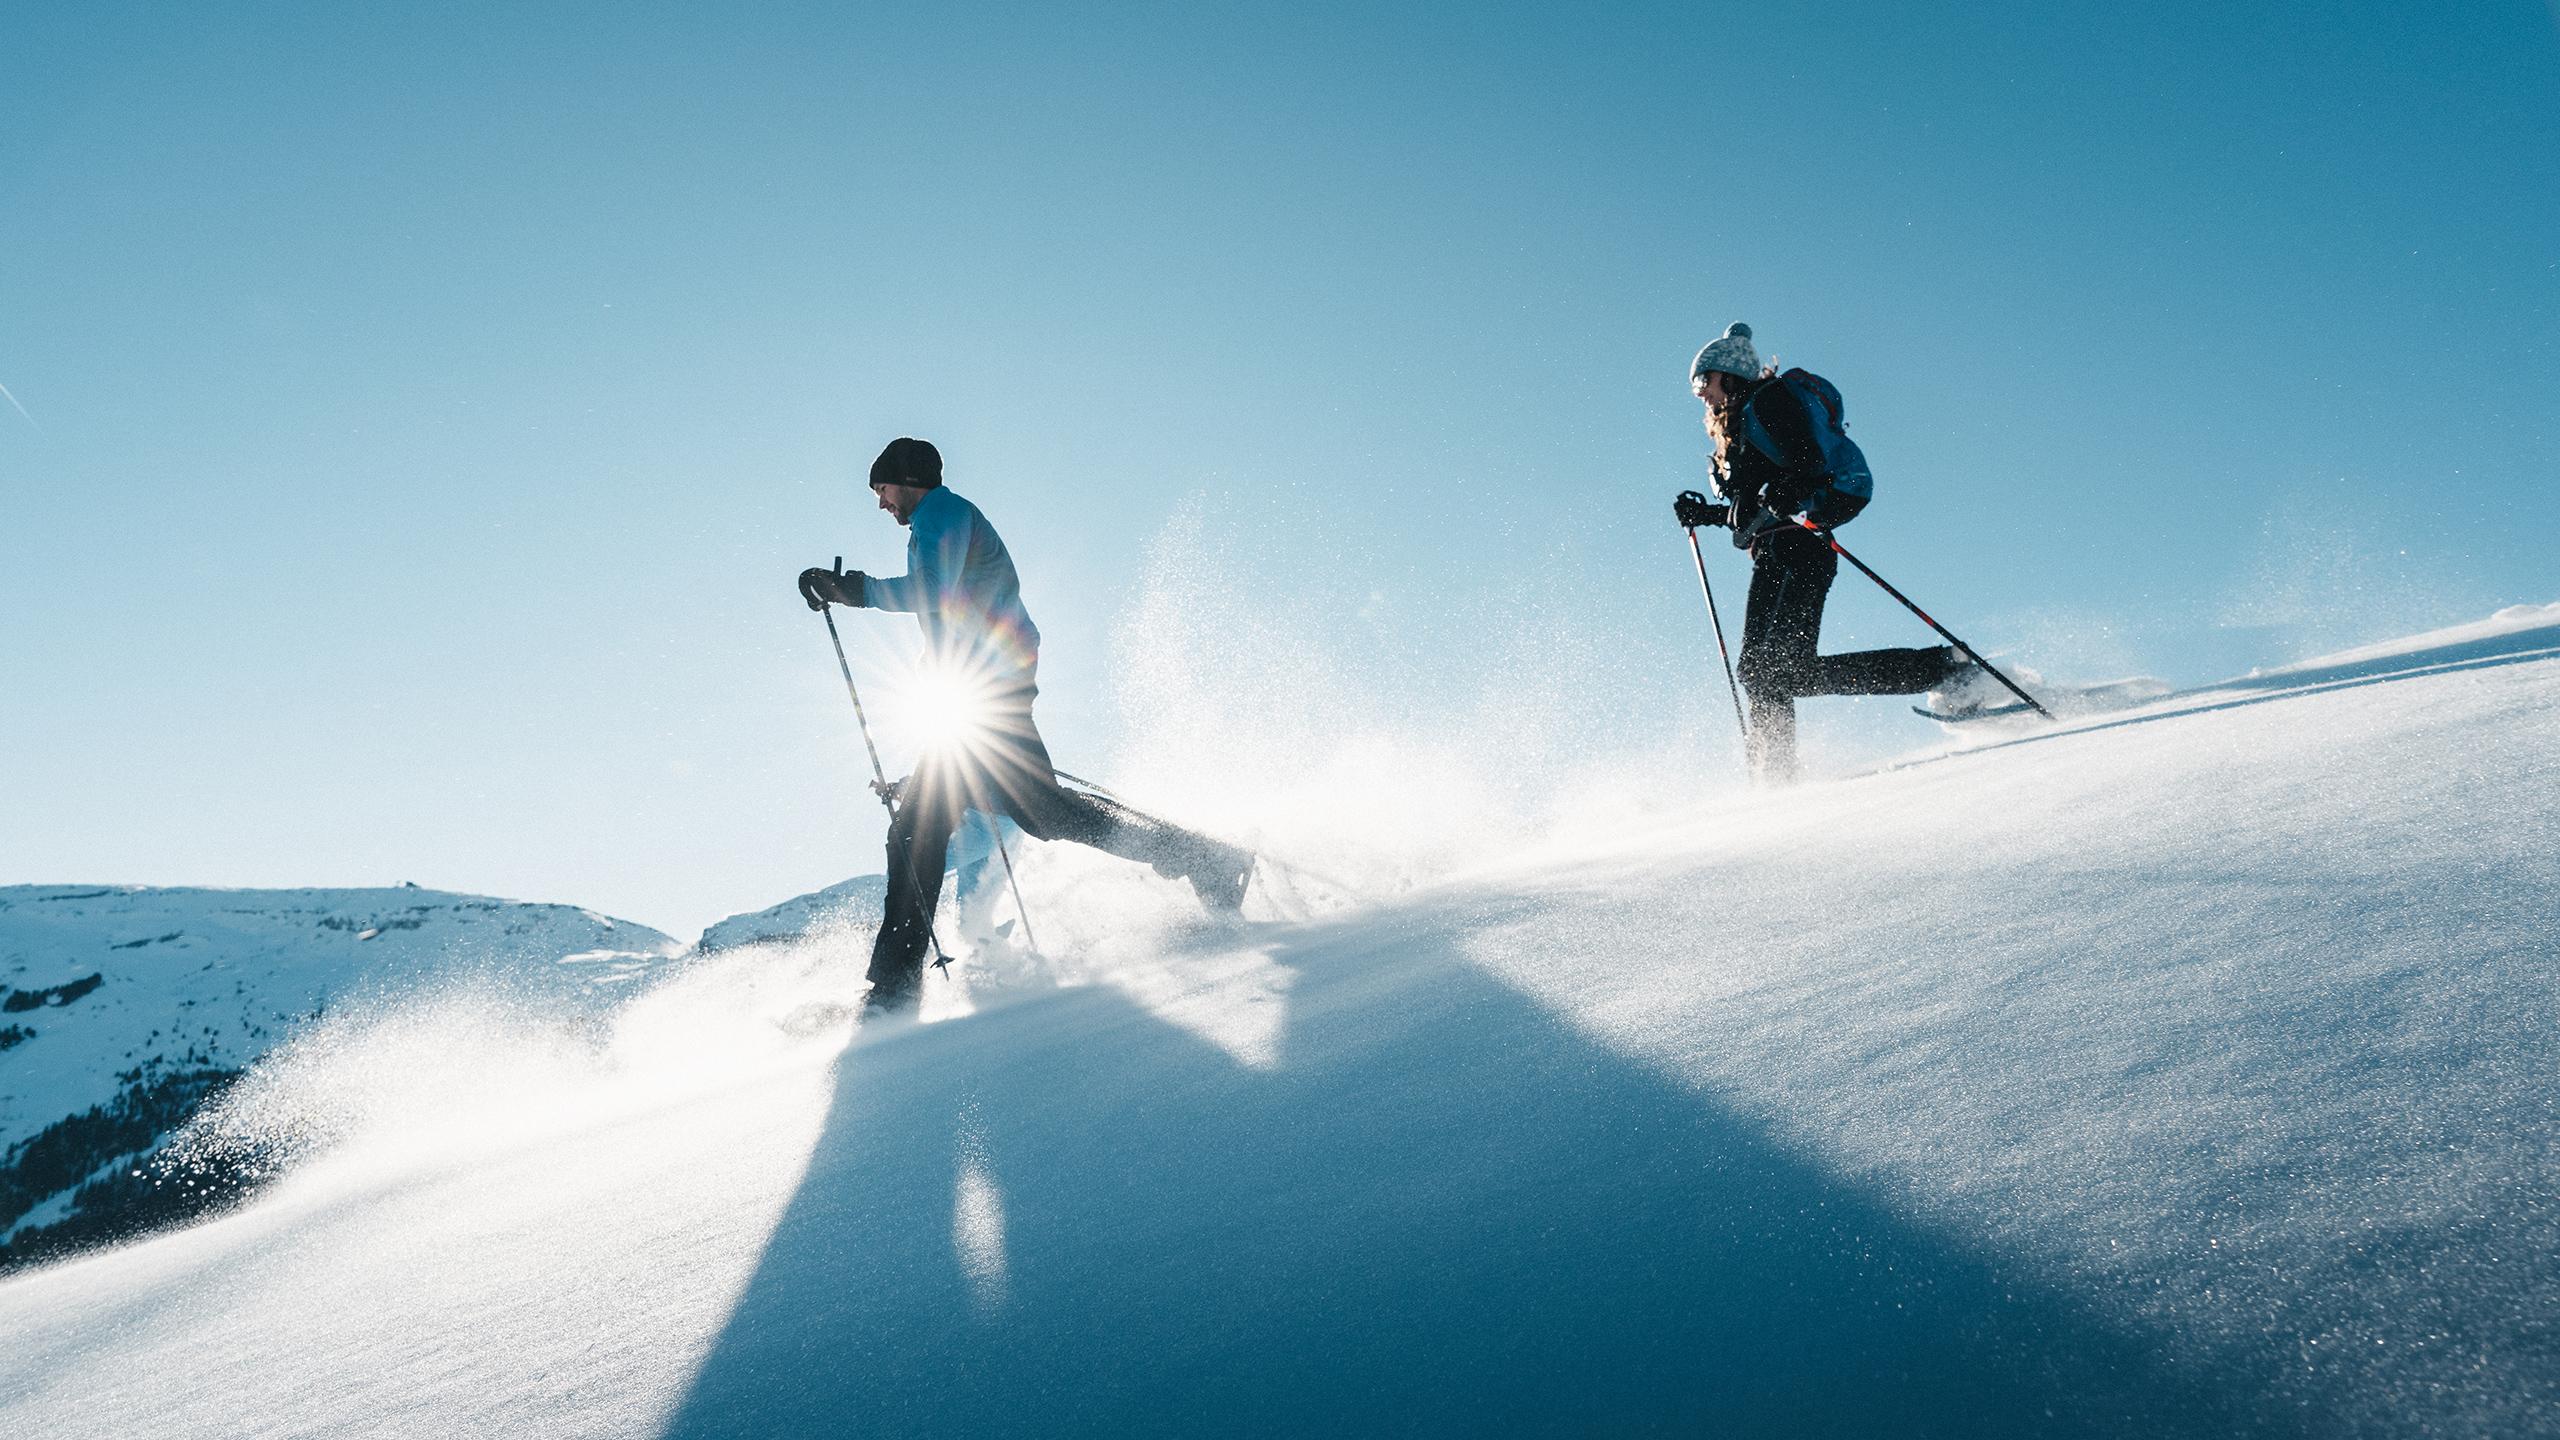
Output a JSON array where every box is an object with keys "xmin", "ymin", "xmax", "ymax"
[{"xmin": 5, "ymin": 2, "xmax": 2555, "ymax": 937}]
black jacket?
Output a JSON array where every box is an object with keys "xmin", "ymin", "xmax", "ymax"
[{"xmin": 1713, "ymin": 377, "xmax": 1829, "ymax": 551}]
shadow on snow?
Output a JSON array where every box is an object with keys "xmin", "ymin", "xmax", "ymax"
[{"xmin": 661, "ymin": 897, "xmax": 2323, "ymax": 1438}]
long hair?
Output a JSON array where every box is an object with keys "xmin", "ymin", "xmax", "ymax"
[{"xmin": 1704, "ymin": 362, "xmax": 1780, "ymax": 496}]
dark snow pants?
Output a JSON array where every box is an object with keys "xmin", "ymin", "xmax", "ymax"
[
  {"xmin": 1736, "ymin": 527, "xmax": 1955, "ymax": 783},
  {"xmin": 867, "ymin": 682, "xmax": 1239, "ymax": 1006}
]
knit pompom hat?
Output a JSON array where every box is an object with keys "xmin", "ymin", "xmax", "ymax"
[
  {"xmin": 868, "ymin": 436, "xmax": 943, "ymax": 489},
  {"xmin": 1689, "ymin": 322, "xmax": 1760, "ymax": 384}
]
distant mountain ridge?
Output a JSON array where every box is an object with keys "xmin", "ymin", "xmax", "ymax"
[
  {"xmin": 695, "ymin": 875, "xmax": 886, "ymax": 954},
  {"xmin": 0, "ymin": 884, "xmax": 680, "ymax": 1271}
]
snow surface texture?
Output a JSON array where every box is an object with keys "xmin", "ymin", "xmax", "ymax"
[
  {"xmin": 2, "ymin": 607, "xmax": 2557, "ymax": 1436},
  {"xmin": 0, "ymin": 886, "xmax": 676, "ymax": 1267}
]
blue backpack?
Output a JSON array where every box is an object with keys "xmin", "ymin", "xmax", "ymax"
[{"xmin": 1743, "ymin": 368, "xmax": 1872, "ymax": 528}]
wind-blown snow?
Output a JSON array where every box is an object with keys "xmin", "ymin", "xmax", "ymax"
[
  {"xmin": 1, "ymin": 607, "xmax": 2556, "ymax": 1436},
  {"xmin": 0, "ymin": 885, "xmax": 678, "ymax": 1267}
]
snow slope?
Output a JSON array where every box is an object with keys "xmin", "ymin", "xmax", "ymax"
[
  {"xmin": 0, "ymin": 886, "xmax": 677, "ymax": 1268},
  {"xmin": 2, "ymin": 608, "xmax": 2556, "ymax": 1436},
  {"xmin": 694, "ymin": 874, "xmax": 886, "ymax": 954}
]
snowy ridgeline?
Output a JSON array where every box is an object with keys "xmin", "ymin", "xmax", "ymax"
[
  {"xmin": 0, "ymin": 885, "xmax": 679, "ymax": 1271},
  {"xmin": 694, "ymin": 875, "xmax": 886, "ymax": 954},
  {"xmin": 0, "ymin": 604, "xmax": 2557, "ymax": 1438}
]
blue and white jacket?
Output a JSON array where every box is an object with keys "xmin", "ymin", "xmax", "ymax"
[{"xmin": 862, "ymin": 487, "xmax": 1042, "ymax": 683}]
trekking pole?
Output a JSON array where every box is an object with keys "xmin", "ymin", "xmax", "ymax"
[
  {"xmin": 816, "ymin": 558, "xmax": 955, "ymax": 972},
  {"xmin": 1677, "ymin": 499, "xmax": 1750, "ymax": 744},
  {"xmin": 989, "ymin": 827, "xmax": 1040, "ymax": 954},
  {"xmin": 1791, "ymin": 518, "xmax": 2051, "ymax": 719}
]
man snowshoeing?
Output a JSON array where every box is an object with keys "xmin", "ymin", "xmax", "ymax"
[
  {"xmin": 1673, "ymin": 323, "xmax": 1988, "ymax": 782},
  {"xmin": 799, "ymin": 437, "xmax": 1252, "ymax": 1014}
]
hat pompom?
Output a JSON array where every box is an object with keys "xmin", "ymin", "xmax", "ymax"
[{"xmin": 1690, "ymin": 322, "xmax": 1764, "ymax": 385}]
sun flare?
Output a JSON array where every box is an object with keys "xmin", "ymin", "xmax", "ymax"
[{"xmin": 883, "ymin": 662, "xmax": 1008, "ymax": 757}]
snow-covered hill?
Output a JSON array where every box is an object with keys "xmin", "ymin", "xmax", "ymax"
[
  {"xmin": 1, "ymin": 606, "xmax": 2556, "ymax": 1437},
  {"xmin": 0, "ymin": 886, "xmax": 677, "ymax": 1270},
  {"xmin": 694, "ymin": 874, "xmax": 886, "ymax": 954}
]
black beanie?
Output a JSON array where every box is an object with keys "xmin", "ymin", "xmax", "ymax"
[{"xmin": 869, "ymin": 437, "xmax": 943, "ymax": 490}]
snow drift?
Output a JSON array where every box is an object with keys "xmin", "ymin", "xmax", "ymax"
[
  {"xmin": 1, "ymin": 606, "xmax": 2556, "ymax": 1437},
  {"xmin": 0, "ymin": 886, "xmax": 676, "ymax": 1271}
]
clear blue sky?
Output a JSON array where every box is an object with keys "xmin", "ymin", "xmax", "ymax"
[{"xmin": 5, "ymin": 1, "xmax": 2555, "ymax": 939}]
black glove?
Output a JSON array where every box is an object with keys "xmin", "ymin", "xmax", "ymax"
[
  {"xmin": 1673, "ymin": 491, "xmax": 1730, "ymax": 529},
  {"xmin": 797, "ymin": 566, "xmax": 866, "ymax": 611}
]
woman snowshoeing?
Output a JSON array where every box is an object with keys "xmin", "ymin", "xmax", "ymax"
[{"xmin": 1673, "ymin": 323, "xmax": 1981, "ymax": 782}]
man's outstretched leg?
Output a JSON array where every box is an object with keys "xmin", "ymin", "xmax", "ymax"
[
  {"xmin": 1024, "ymin": 786, "xmax": 1254, "ymax": 913},
  {"xmin": 973, "ymin": 693, "xmax": 1253, "ymax": 913}
]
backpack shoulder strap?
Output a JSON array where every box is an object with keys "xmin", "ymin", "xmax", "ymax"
[{"xmin": 1743, "ymin": 376, "xmax": 1826, "ymax": 481}]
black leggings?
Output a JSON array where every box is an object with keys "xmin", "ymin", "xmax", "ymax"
[
  {"xmin": 1735, "ymin": 528, "xmax": 1952, "ymax": 781},
  {"xmin": 868, "ymin": 688, "xmax": 1229, "ymax": 1000}
]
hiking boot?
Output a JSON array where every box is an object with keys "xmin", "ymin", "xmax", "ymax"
[
  {"xmin": 1925, "ymin": 651, "xmax": 2007, "ymax": 717},
  {"xmin": 1927, "ymin": 651, "xmax": 2046, "ymax": 718},
  {"xmin": 862, "ymin": 976, "xmax": 921, "ymax": 1018},
  {"xmin": 1185, "ymin": 844, "xmax": 1254, "ymax": 914}
]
